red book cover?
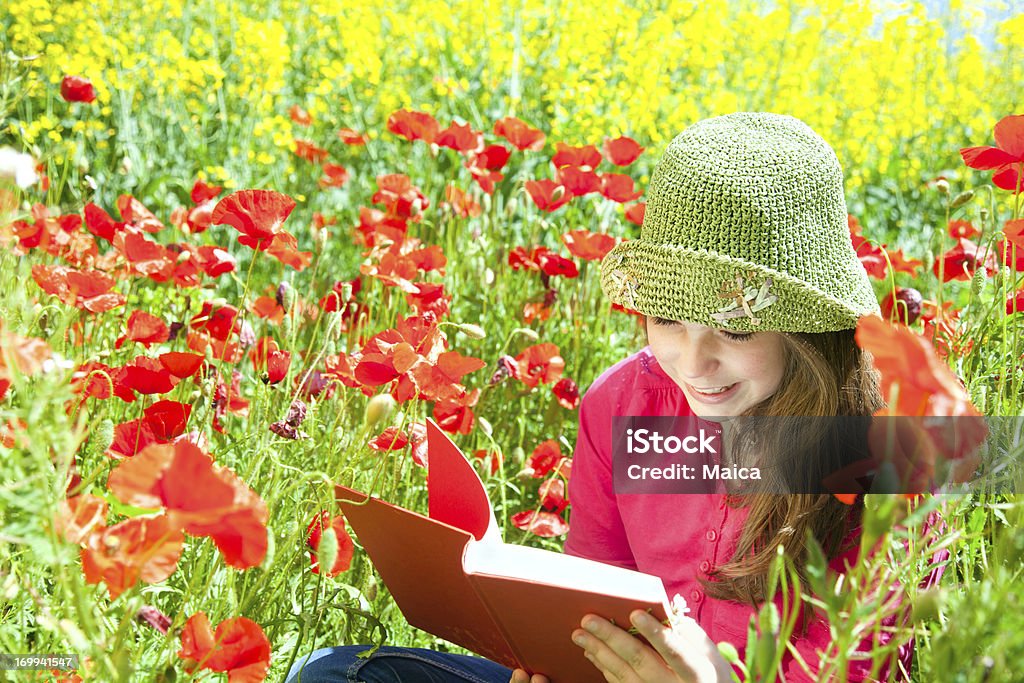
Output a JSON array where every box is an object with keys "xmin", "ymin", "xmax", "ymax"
[{"xmin": 336, "ymin": 420, "xmax": 671, "ymax": 683}]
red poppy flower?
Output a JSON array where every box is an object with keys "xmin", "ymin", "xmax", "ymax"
[
  {"xmin": 600, "ymin": 173, "xmax": 642, "ymax": 202},
  {"xmin": 625, "ymin": 202, "xmax": 645, "ymax": 226},
  {"xmin": 372, "ymin": 174, "xmax": 430, "ymax": 220},
  {"xmin": 337, "ymin": 127, "xmax": 368, "ymax": 145},
  {"xmin": 514, "ymin": 343, "xmax": 565, "ymax": 388},
  {"xmin": 1006, "ymin": 288, "xmax": 1024, "ymax": 315},
  {"xmin": 191, "ymin": 302, "xmax": 241, "ymax": 341},
  {"xmin": 886, "ymin": 248, "xmax": 923, "ymax": 277},
  {"xmin": 386, "ymin": 109, "xmax": 440, "ymax": 144},
  {"xmin": 211, "ymin": 190, "xmax": 297, "ymax": 251},
  {"xmin": 289, "ymin": 105, "xmax": 312, "ymax": 126},
  {"xmin": 80, "ymin": 514, "xmax": 184, "ymax": 599},
  {"xmin": 114, "ymin": 311, "xmax": 169, "ymax": 349},
  {"xmin": 465, "ymin": 145, "xmax": 510, "ymax": 194},
  {"xmin": 319, "ymin": 163, "xmax": 350, "ymax": 188},
  {"xmin": 107, "ymin": 440, "xmax": 269, "ymax": 568},
  {"xmin": 406, "ymin": 281, "xmax": 451, "ymax": 317},
  {"xmin": 294, "ymin": 139, "xmax": 329, "ymax": 164},
  {"xmin": 265, "ymin": 231, "xmax": 312, "ymax": 271},
  {"xmin": 960, "ymin": 114, "xmax": 1024, "ymax": 192},
  {"xmin": 115, "ymin": 232, "xmax": 175, "ymax": 281},
  {"xmin": 442, "ymin": 185, "xmax": 482, "ymax": 218},
  {"xmin": 557, "ymin": 166, "xmax": 601, "ymax": 197},
  {"xmin": 82, "ymin": 202, "xmax": 126, "ymax": 242},
  {"xmin": 354, "ymin": 206, "xmax": 408, "ymax": 247},
  {"xmin": 179, "ymin": 612, "xmax": 271, "ymax": 683},
  {"xmin": 121, "ymin": 356, "xmax": 176, "ymax": 395},
  {"xmin": 116, "ymin": 195, "xmax": 164, "ymax": 233},
  {"xmin": 855, "ymin": 315, "xmax": 980, "ymax": 416},
  {"xmin": 0, "ymin": 327, "xmax": 51, "ymax": 401},
  {"xmin": 186, "ymin": 199, "xmax": 216, "ymax": 234},
  {"xmin": 360, "ymin": 239, "xmax": 446, "ymax": 293},
  {"xmin": 539, "ymin": 478, "xmax": 568, "ymax": 513},
  {"xmin": 31, "ymin": 264, "xmax": 125, "ymax": 313},
  {"xmin": 250, "ymin": 295, "xmax": 286, "ymax": 324},
  {"xmin": 436, "ymin": 122, "xmax": 483, "ymax": 153},
  {"xmin": 250, "ymin": 337, "xmax": 291, "ymax": 384},
  {"xmin": 191, "ymin": 179, "xmax": 223, "ymax": 203},
  {"xmin": 523, "ymin": 301, "xmax": 552, "ymax": 324},
  {"xmin": 602, "ymin": 136, "xmax": 644, "ymax": 166},
  {"xmin": 538, "ymin": 251, "xmax": 578, "ymax": 278},
  {"xmin": 60, "ymin": 75, "xmax": 97, "ymax": 103},
  {"xmin": 433, "ymin": 387, "xmax": 480, "ymax": 435},
  {"xmin": 494, "ymin": 116, "xmax": 545, "ymax": 151},
  {"xmin": 562, "ymin": 230, "xmax": 618, "ymax": 261},
  {"xmin": 933, "ymin": 238, "xmax": 996, "ymax": 282},
  {"xmin": 193, "ymin": 245, "xmax": 238, "ymax": 277},
  {"xmin": 411, "ymin": 350, "xmax": 487, "ymax": 401},
  {"xmin": 996, "ymin": 239, "xmax": 1024, "ymax": 271},
  {"xmin": 552, "ymin": 377, "xmax": 580, "ymax": 409},
  {"xmin": 305, "ymin": 512, "xmax": 355, "ymax": 577},
  {"xmin": 551, "ymin": 142, "xmax": 602, "ymax": 170},
  {"xmin": 56, "ymin": 494, "xmax": 108, "ymax": 545},
  {"xmin": 511, "ymin": 510, "xmax": 568, "ymax": 537},
  {"xmin": 159, "ymin": 352, "xmax": 205, "ymax": 378},
  {"xmin": 524, "ymin": 180, "xmax": 571, "ymax": 212},
  {"xmin": 369, "ymin": 427, "xmax": 409, "ymax": 451},
  {"xmin": 472, "ymin": 449, "xmax": 504, "ymax": 476},
  {"xmin": 848, "ymin": 216, "xmax": 887, "ymax": 279},
  {"xmin": 948, "ymin": 219, "xmax": 980, "ymax": 239},
  {"xmin": 527, "ymin": 439, "xmax": 562, "ymax": 477}
]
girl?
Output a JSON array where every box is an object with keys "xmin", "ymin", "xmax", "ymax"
[{"xmin": 287, "ymin": 113, "xmax": 940, "ymax": 683}]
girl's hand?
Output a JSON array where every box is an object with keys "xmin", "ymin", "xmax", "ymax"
[
  {"xmin": 572, "ymin": 610, "xmax": 733, "ymax": 683},
  {"xmin": 509, "ymin": 669, "xmax": 549, "ymax": 683}
]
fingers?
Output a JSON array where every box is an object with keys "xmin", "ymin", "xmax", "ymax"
[
  {"xmin": 572, "ymin": 614, "xmax": 675, "ymax": 682},
  {"xmin": 509, "ymin": 667, "xmax": 550, "ymax": 683},
  {"xmin": 631, "ymin": 611, "xmax": 734, "ymax": 683}
]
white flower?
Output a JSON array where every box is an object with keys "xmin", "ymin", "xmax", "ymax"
[
  {"xmin": 0, "ymin": 147, "xmax": 38, "ymax": 189},
  {"xmin": 667, "ymin": 593, "xmax": 692, "ymax": 630}
]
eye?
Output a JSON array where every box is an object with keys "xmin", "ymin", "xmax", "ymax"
[
  {"xmin": 651, "ymin": 317, "xmax": 679, "ymax": 327},
  {"xmin": 720, "ymin": 330, "xmax": 753, "ymax": 342}
]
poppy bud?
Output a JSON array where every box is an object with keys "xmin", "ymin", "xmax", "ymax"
[
  {"xmin": 934, "ymin": 179, "xmax": 950, "ymax": 195},
  {"xmin": 455, "ymin": 323, "xmax": 486, "ymax": 339},
  {"xmin": 281, "ymin": 314, "xmax": 293, "ymax": 342},
  {"xmin": 477, "ymin": 416, "xmax": 493, "ymax": 438},
  {"xmin": 364, "ymin": 394, "xmax": 396, "ymax": 429},
  {"xmin": 513, "ymin": 327, "xmax": 539, "ymax": 341},
  {"xmin": 87, "ymin": 418, "xmax": 114, "ymax": 457},
  {"xmin": 910, "ymin": 588, "xmax": 943, "ymax": 624},
  {"xmin": 881, "ymin": 287, "xmax": 923, "ymax": 325},
  {"xmin": 950, "ymin": 190, "xmax": 974, "ymax": 209},
  {"xmin": 277, "ymin": 282, "xmax": 295, "ymax": 310},
  {"xmin": 136, "ymin": 605, "xmax": 171, "ymax": 634},
  {"xmin": 339, "ymin": 282, "xmax": 353, "ymax": 302},
  {"xmin": 971, "ymin": 267, "xmax": 986, "ymax": 298},
  {"xmin": 980, "ymin": 208, "xmax": 989, "ymax": 221},
  {"xmin": 364, "ymin": 576, "xmax": 378, "ymax": 602},
  {"xmin": 505, "ymin": 196, "xmax": 519, "ymax": 217},
  {"xmin": 316, "ymin": 526, "xmax": 339, "ymax": 577}
]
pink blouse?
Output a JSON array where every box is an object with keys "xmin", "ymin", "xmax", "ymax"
[{"xmin": 563, "ymin": 346, "xmax": 947, "ymax": 682}]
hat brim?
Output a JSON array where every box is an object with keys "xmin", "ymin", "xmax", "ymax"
[{"xmin": 600, "ymin": 240, "xmax": 880, "ymax": 333}]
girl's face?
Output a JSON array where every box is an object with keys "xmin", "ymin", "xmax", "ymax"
[{"xmin": 645, "ymin": 317, "xmax": 787, "ymax": 419}]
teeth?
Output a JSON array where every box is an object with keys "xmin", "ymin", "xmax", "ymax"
[{"xmin": 695, "ymin": 385, "xmax": 731, "ymax": 394}]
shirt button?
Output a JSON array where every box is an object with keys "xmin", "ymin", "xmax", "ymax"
[
  {"xmin": 705, "ymin": 529, "xmax": 718, "ymax": 542},
  {"xmin": 689, "ymin": 589, "xmax": 703, "ymax": 603},
  {"xmin": 699, "ymin": 560, "xmax": 711, "ymax": 573}
]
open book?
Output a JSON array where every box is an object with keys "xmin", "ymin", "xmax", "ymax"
[{"xmin": 336, "ymin": 419, "xmax": 672, "ymax": 683}]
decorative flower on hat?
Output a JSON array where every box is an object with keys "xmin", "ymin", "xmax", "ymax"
[{"xmin": 710, "ymin": 272, "xmax": 778, "ymax": 326}]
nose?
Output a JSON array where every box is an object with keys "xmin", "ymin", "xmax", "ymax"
[{"xmin": 677, "ymin": 328, "xmax": 720, "ymax": 380}]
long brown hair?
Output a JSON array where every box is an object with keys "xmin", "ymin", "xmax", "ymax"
[{"xmin": 699, "ymin": 329, "xmax": 884, "ymax": 607}]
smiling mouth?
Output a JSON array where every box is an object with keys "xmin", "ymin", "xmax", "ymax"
[{"xmin": 691, "ymin": 384, "xmax": 734, "ymax": 394}]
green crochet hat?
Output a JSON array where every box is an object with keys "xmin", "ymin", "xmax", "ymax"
[{"xmin": 600, "ymin": 112, "xmax": 879, "ymax": 333}]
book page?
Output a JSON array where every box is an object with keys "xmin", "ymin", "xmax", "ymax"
[{"xmin": 463, "ymin": 540, "xmax": 668, "ymax": 602}]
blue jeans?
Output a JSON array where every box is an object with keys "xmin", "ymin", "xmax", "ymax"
[{"xmin": 285, "ymin": 645, "xmax": 514, "ymax": 683}]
